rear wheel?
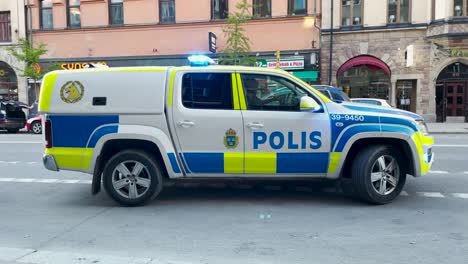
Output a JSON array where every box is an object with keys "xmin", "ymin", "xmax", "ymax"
[
  {"xmin": 31, "ymin": 121, "xmax": 42, "ymax": 134},
  {"xmin": 349, "ymin": 145, "xmax": 406, "ymax": 204},
  {"xmin": 103, "ymin": 149, "xmax": 163, "ymax": 206}
]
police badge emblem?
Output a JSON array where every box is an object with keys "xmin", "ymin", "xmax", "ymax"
[
  {"xmin": 224, "ymin": 128, "xmax": 239, "ymax": 149},
  {"xmin": 60, "ymin": 81, "xmax": 84, "ymax": 104}
]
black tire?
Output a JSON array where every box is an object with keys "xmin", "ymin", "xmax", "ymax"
[
  {"xmin": 350, "ymin": 145, "xmax": 407, "ymax": 205},
  {"xmin": 31, "ymin": 121, "xmax": 42, "ymax": 134},
  {"xmin": 103, "ymin": 149, "xmax": 163, "ymax": 206},
  {"xmin": 7, "ymin": 129, "xmax": 19, "ymax": 133}
]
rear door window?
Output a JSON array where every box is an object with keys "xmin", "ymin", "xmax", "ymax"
[{"xmin": 182, "ymin": 73, "xmax": 233, "ymax": 110}]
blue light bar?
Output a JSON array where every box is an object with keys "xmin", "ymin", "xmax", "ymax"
[{"xmin": 188, "ymin": 55, "xmax": 216, "ymax": 66}]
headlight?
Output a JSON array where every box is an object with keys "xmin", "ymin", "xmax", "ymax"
[{"xmin": 416, "ymin": 120, "xmax": 429, "ymax": 135}]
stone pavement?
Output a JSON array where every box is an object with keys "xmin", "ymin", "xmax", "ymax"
[{"xmin": 427, "ymin": 122, "xmax": 468, "ymax": 134}]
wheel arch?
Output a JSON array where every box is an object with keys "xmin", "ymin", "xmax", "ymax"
[{"xmin": 328, "ymin": 132, "xmax": 420, "ymax": 180}]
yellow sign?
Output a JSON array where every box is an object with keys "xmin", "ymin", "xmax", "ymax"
[
  {"xmin": 60, "ymin": 81, "xmax": 84, "ymax": 103},
  {"xmin": 61, "ymin": 62, "xmax": 108, "ymax": 70},
  {"xmin": 0, "ymin": 69, "xmax": 5, "ymax": 76}
]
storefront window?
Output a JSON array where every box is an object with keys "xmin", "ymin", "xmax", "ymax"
[
  {"xmin": 338, "ymin": 65, "xmax": 391, "ymax": 100},
  {"xmin": 0, "ymin": 61, "xmax": 18, "ymax": 101},
  {"xmin": 388, "ymin": 0, "xmax": 410, "ymax": 23},
  {"xmin": 342, "ymin": 0, "xmax": 363, "ymax": 26}
]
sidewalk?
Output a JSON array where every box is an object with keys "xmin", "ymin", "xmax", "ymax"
[{"xmin": 427, "ymin": 122, "xmax": 468, "ymax": 134}]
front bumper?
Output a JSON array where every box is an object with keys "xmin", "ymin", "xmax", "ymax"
[{"xmin": 43, "ymin": 154, "xmax": 59, "ymax": 172}]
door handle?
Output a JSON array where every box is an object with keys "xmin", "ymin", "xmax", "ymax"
[
  {"xmin": 247, "ymin": 122, "xmax": 264, "ymax": 129},
  {"xmin": 177, "ymin": 120, "xmax": 195, "ymax": 127}
]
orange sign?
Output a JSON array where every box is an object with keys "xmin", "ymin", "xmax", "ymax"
[
  {"xmin": 32, "ymin": 63, "xmax": 42, "ymax": 74},
  {"xmin": 61, "ymin": 62, "xmax": 108, "ymax": 70}
]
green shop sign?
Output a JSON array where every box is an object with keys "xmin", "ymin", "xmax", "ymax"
[{"xmin": 256, "ymin": 57, "xmax": 305, "ymax": 70}]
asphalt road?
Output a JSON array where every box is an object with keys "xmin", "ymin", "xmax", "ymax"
[{"xmin": 0, "ymin": 132, "xmax": 467, "ymax": 264}]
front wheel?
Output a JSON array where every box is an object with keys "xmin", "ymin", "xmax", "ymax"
[
  {"xmin": 103, "ymin": 149, "xmax": 163, "ymax": 206},
  {"xmin": 31, "ymin": 121, "xmax": 42, "ymax": 134},
  {"xmin": 350, "ymin": 145, "xmax": 407, "ymax": 204}
]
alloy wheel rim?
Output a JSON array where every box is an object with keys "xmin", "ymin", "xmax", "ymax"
[
  {"xmin": 32, "ymin": 123, "xmax": 41, "ymax": 133},
  {"xmin": 370, "ymin": 155, "xmax": 400, "ymax": 195},
  {"xmin": 112, "ymin": 160, "xmax": 151, "ymax": 199}
]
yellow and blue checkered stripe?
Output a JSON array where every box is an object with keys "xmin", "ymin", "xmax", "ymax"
[{"xmin": 169, "ymin": 152, "xmax": 329, "ymax": 174}]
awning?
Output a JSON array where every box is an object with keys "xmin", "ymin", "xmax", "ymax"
[
  {"xmin": 336, "ymin": 56, "xmax": 391, "ymax": 77},
  {"xmin": 291, "ymin": 71, "xmax": 318, "ymax": 82}
]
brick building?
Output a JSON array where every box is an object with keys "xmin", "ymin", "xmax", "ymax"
[{"xmin": 321, "ymin": 0, "xmax": 468, "ymax": 122}]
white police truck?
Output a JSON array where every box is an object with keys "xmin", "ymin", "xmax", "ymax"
[{"xmin": 39, "ymin": 56, "xmax": 434, "ymax": 206}]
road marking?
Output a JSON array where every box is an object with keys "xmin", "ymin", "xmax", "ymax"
[
  {"xmin": 27, "ymin": 161, "xmax": 38, "ymax": 165},
  {"xmin": 35, "ymin": 179, "xmax": 58, "ymax": 183},
  {"xmin": 429, "ymin": 170, "xmax": 449, "ymax": 174},
  {"xmin": 0, "ymin": 178, "xmax": 14, "ymax": 182},
  {"xmin": 416, "ymin": 192, "xmax": 445, "ymax": 198},
  {"xmin": 433, "ymin": 144, "xmax": 468, "ymax": 148},
  {"xmin": 15, "ymin": 178, "xmax": 36, "ymax": 182},
  {"xmin": 464, "ymin": 171, "xmax": 468, "ymax": 175},
  {"xmin": 0, "ymin": 141, "xmax": 42, "ymax": 144},
  {"xmin": 452, "ymin": 193, "xmax": 468, "ymax": 199}
]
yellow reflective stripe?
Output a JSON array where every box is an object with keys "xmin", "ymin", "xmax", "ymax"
[
  {"xmin": 38, "ymin": 72, "xmax": 58, "ymax": 112},
  {"xmin": 45, "ymin": 147, "xmax": 91, "ymax": 170},
  {"xmin": 82, "ymin": 148, "xmax": 94, "ymax": 170},
  {"xmin": 327, "ymin": 152, "xmax": 341, "ymax": 174},
  {"xmin": 245, "ymin": 152, "xmax": 276, "ymax": 174},
  {"xmin": 236, "ymin": 73, "xmax": 247, "ymax": 110},
  {"xmin": 422, "ymin": 135, "xmax": 434, "ymax": 145},
  {"xmin": 224, "ymin": 152, "xmax": 243, "ymax": 173},
  {"xmin": 412, "ymin": 132, "xmax": 432, "ymax": 174},
  {"xmin": 167, "ymin": 70, "xmax": 177, "ymax": 107},
  {"xmin": 231, "ymin": 73, "xmax": 240, "ymax": 110}
]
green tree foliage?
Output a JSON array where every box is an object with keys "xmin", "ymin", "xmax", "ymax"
[
  {"xmin": 6, "ymin": 38, "xmax": 59, "ymax": 82},
  {"xmin": 219, "ymin": 0, "xmax": 256, "ymax": 66}
]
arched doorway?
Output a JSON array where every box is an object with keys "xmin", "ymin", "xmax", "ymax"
[
  {"xmin": 0, "ymin": 61, "xmax": 18, "ymax": 101},
  {"xmin": 337, "ymin": 55, "xmax": 391, "ymax": 100},
  {"xmin": 436, "ymin": 62, "xmax": 468, "ymax": 122}
]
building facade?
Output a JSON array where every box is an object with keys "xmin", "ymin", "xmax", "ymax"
[
  {"xmin": 321, "ymin": 0, "xmax": 468, "ymax": 122},
  {"xmin": 29, "ymin": 0, "xmax": 321, "ymax": 88},
  {"xmin": 0, "ymin": 0, "xmax": 27, "ymax": 104}
]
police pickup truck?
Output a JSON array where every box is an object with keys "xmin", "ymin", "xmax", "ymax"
[{"xmin": 39, "ymin": 56, "xmax": 434, "ymax": 206}]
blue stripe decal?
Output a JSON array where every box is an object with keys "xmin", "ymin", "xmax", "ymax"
[
  {"xmin": 168, "ymin": 153, "xmax": 181, "ymax": 174},
  {"xmin": 179, "ymin": 153, "xmax": 191, "ymax": 173},
  {"xmin": 49, "ymin": 115, "xmax": 119, "ymax": 148},
  {"xmin": 334, "ymin": 124, "xmax": 381, "ymax": 152},
  {"xmin": 277, "ymin": 153, "xmax": 329, "ymax": 173},
  {"xmin": 380, "ymin": 116, "xmax": 418, "ymax": 131},
  {"xmin": 329, "ymin": 115, "xmax": 379, "ymax": 150},
  {"xmin": 183, "ymin": 153, "xmax": 224, "ymax": 173},
  {"xmin": 87, "ymin": 125, "xmax": 118, "ymax": 148},
  {"xmin": 380, "ymin": 125, "xmax": 415, "ymax": 136}
]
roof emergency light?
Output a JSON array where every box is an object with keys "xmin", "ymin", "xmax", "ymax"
[{"xmin": 188, "ymin": 55, "xmax": 216, "ymax": 66}]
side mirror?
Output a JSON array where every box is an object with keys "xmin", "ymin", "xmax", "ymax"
[{"xmin": 300, "ymin": 96, "xmax": 322, "ymax": 112}]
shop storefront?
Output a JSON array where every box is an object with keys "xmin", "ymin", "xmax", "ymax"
[
  {"xmin": 0, "ymin": 61, "xmax": 18, "ymax": 101},
  {"xmin": 336, "ymin": 55, "xmax": 391, "ymax": 100},
  {"xmin": 436, "ymin": 62, "xmax": 468, "ymax": 122}
]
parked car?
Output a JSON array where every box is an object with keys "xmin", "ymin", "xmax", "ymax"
[
  {"xmin": 351, "ymin": 98, "xmax": 393, "ymax": 108},
  {"xmin": 27, "ymin": 116, "xmax": 42, "ymax": 134},
  {"xmin": 313, "ymin": 85, "xmax": 351, "ymax": 103},
  {"xmin": 0, "ymin": 101, "xmax": 27, "ymax": 133}
]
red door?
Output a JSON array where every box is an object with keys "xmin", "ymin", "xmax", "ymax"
[{"xmin": 446, "ymin": 82, "xmax": 466, "ymax": 117}]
